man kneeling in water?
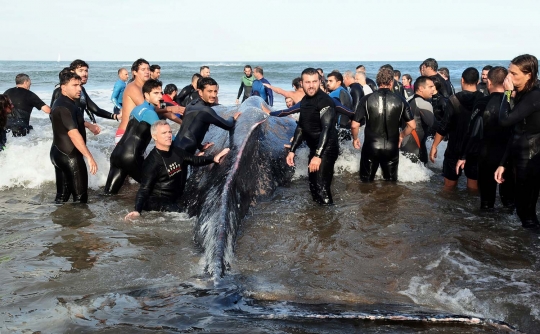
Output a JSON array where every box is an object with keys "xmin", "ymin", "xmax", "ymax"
[{"xmin": 125, "ymin": 120, "xmax": 229, "ymax": 220}]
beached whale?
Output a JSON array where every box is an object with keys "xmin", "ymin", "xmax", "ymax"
[{"xmin": 181, "ymin": 97, "xmax": 296, "ymax": 278}]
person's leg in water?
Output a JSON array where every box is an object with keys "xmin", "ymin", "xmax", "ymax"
[
  {"xmin": 360, "ymin": 144, "xmax": 380, "ymax": 182},
  {"xmin": 317, "ymin": 152, "xmax": 338, "ymax": 205},
  {"xmin": 380, "ymin": 144, "xmax": 399, "ymax": 181},
  {"xmin": 308, "ymin": 151, "xmax": 322, "ymax": 203},
  {"xmin": 442, "ymin": 156, "xmax": 459, "ymax": 188},
  {"xmin": 104, "ymin": 166, "xmax": 128, "ymax": 195},
  {"xmin": 478, "ymin": 159, "xmax": 497, "ymax": 209}
]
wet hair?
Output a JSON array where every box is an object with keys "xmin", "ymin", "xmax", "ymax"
[
  {"xmin": 327, "ymin": 71, "xmax": 343, "ymax": 83},
  {"xmin": 254, "ymin": 66, "xmax": 264, "ymax": 75},
  {"xmin": 192, "ymin": 73, "xmax": 202, "ymax": 82},
  {"xmin": 59, "ymin": 71, "xmax": 81, "ymax": 86},
  {"xmin": 150, "ymin": 64, "xmax": 161, "ymax": 72},
  {"xmin": 70, "ymin": 59, "xmax": 89, "ymax": 70},
  {"xmin": 482, "ymin": 65, "xmax": 493, "ymax": 72},
  {"xmin": 0, "ymin": 94, "xmax": 11, "ymax": 128},
  {"xmin": 244, "ymin": 65, "xmax": 252, "ymax": 70},
  {"xmin": 164, "ymin": 83, "xmax": 178, "ymax": 95},
  {"xmin": 461, "ymin": 67, "xmax": 480, "ymax": 85},
  {"xmin": 15, "ymin": 73, "xmax": 30, "ymax": 85},
  {"xmin": 438, "ymin": 67, "xmax": 450, "ymax": 79},
  {"xmin": 118, "ymin": 68, "xmax": 127, "ymax": 74},
  {"xmin": 131, "ymin": 58, "xmax": 149, "ymax": 73},
  {"xmin": 414, "ymin": 76, "xmax": 433, "ymax": 93},
  {"xmin": 380, "ymin": 64, "xmax": 394, "ymax": 71},
  {"xmin": 151, "ymin": 119, "xmax": 170, "ymax": 137},
  {"xmin": 197, "ymin": 77, "xmax": 218, "ymax": 91},
  {"xmin": 422, "ymin": 58, "xmax": 438, "ymax": 72},
  {"xmin": 487, "ymin": 66, "xmax": 508, "ymax": 87},
  {"xmin": 301, "ymin": 67, "xmax": 320, "ymax": 80},
  {"xmin": 316, "ymin": 68, "xmax": 324, "ymax": 73},
  {"xmin": 292, "ymin": 77, "xmax": 302, "ymax": 89},
  {"xmin": 431, "ymin": 75, "xmax": 443, "ymax": 93},
  {"xmin": 511, "ymin": 54, "xmax": 538, "ymax": 93},
  {"xmin": 403, "ymin": 74, "xmax": 412, "ymax": 84},
  {"xmin": 393, "ymin": 70, "xmax": 401, "ymax": 78},
  {"xmin": 376, "ymin": 68, "xmax": 394, "ymax": 87},
  {"xmin": 142, "ymin": 79, "xmax": 162, "ymax": 94},
  {"xmin": 200, "ymin": 65, "xmax": 209, "ymax": 72}
]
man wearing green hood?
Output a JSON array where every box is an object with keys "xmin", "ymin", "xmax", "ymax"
[{"xmin": 235, "ymin": 65, "xmax": 255, "ymax": 104}]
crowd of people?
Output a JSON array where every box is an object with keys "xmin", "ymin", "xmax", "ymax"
[{"xmin": 1, "ymin": 55, "xmax": 539, "ymax": 229}]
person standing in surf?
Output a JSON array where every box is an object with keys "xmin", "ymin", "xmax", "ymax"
[
  {"xmin": 236, "ymin": 65, "xmax": 255, "ymax": 104},
  {"xmin": 286, "ymin": 68, "xmax": 340, "ymax": 205}
]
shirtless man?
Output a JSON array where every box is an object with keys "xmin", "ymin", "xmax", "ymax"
[
  {"xmin": 263, "ymin": 77, "xmax": 305, "ymax": 104},
  {"xmin": 117, "ymin": 58, "xmax": 183, "ymax": 143}
]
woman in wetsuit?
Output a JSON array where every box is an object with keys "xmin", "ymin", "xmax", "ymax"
[
  {"xmin": 495, "ymin": 54, "xmax": 540, "ymax": 228},
  {"xmin": 0, "ymin": 95, "xmax": 13, "ymax": 151}
]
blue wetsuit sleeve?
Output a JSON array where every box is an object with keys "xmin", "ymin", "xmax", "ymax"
[
  {"xmin": 269, "ymin": 102, "xmax": 301, "ymax": 117},
  {"xmin": 315, "ymin": 106, "xmax": 336, "ymax": 157},
  {"xmin": 140, "ymin": 108, "xmax": 160, "ymax": 125},
  {"xmin": 266, "ymin": 87, "xmax": 274, "ymax": 106},
  {"xmin": 111, "ymin": 81, "xmax": 123, "ymax": 109},
  {"xmin": 289, "ymin": 125, "xmax": 304, "ymax": 153}
]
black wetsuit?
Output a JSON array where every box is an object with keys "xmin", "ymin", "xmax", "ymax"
[
  {"xmin": 134, "ymin": 147, "xmax": 215, "ymax": 213},
  {"xmin": 400, "ymin": 94, "xmax": 435, "ymax": 164},
  {"xmin": 4, "ymin": 87, "xmax": 46, "ymax": 136},
  {"xmin": 431, "ymin": 92, "xmax": 451, "ymax": 134},
  {"xmin": 0, "ymin": 125, "xmax": 7, "ymax": 151},
  {"xmin": 348, "ymin": 82, "xmax": 365, "ymax": 116},
  {"xmin": 429, "ymin": 73, "xmax": 452, "ymax": 98},
  {"xmin": 353, "ymin": 88, "xmax": 414, "ymax": 182},
  {"xmin": 366, "ymin": 77, "xmax": 377, "ymax": 92},
  {"xmin": 175, "ymin": 84, "xmax": 199, "ymax": 107},
  {"xmin": 49, "ymin": 95, "xmax": 88, "ymax": 203},
  {"xmin": 477, "ymin": 82, "xmax": 489, "ymax": 97},
  {"xmin": 173, "ymin": 98, "xmax": 236, "ymax": 154},
  {"xmin": 499, "ymin": 87, "xmax": 540, "ymax": 226},
  {"xmin": 290, "ymin": 89, "xmax": 340, "ymax": 205},
  {"xmin": 437, "ymin": 90, "xmax": 484, "ymax": 181},
  {"xmin": 461, "ymin": 93, "xmax": 514, "ymax": 209},
  {"xmin": 404, "ymin": 86, "xmax": 414, "ymax": 101},
  {"xmin": 51, "ymin": 86, "xmax": 115, "ymax": 123},
  {"xmin": 447, "ymin": 79, "xmax": 456, "ymax": 95},
  {"xmin": 393, "ymin": 80, "xmax": 405, "ymax": 97}
]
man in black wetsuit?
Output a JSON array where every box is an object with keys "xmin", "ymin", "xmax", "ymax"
[
  {"xmin": 343, "ymin": 71, "xmax": 365, "ymax": 113},
  {"xmin": 420, "ymin": 58, "xmax": 453, "ymax": 98},
  {"xmin": 351, "ymin": 67, "xmax": 416, "ymax": 182},
  {"xmin": 235, "ymin": 65, "xmax": 254, "ymax": 104},
  {"xmin": 4, "ymin": 73, "xmax": 51, "ymax": 136},
  {"xmin": 286, "ymin": 68, "xmax": 340, "ymax": 205},
  {"xmin": 175, "ymin": 73, "xmax": 202, "ymax": 107},
  {"xmin": 49, "ymin": 71, "xmax": 98, "ymax": 204},
  {"xmin": 456, "ymin": 66, "xmax": 514, "ymax": 210},
  {"xmin": 150, "ymin": 64, "xmax": 161, "ymax": 80},
  {"xmin": 438, "ymin": 67, "xmax": 456, "ymax": 95},
  {"xmin": 356, "ymin": 65, "xmax": 378, "ymax": 92},
  {"xmin": 124, "ymin": 120, "xmax": 230, "ymax": 220},
  {"xmin": 400, "ymin": 76, "xmax": 435, "ymax": 164},
  {"xmin": 429, "ymin": 67, "xmax": 484, "ymax": 189},
  {"xmin": 476, "ymin": 65, "xmax": 492, "ymax": 97},
  {"xmin": 380, "ymin": 64, "xmax": 405, "ymax": 97},
  {"xmin": 51, "ymin": 59, "xmax": 119, "ymax": 124}
]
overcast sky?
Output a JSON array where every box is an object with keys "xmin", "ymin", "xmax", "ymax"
[{"xmin": 2, "ymin": 0, "xmax": 539, "ymax": 62}]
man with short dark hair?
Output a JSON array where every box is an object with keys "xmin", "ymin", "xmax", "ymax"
[
  {"xmin": 176, "ymin": 73, "xmax": 202, "ymax": 107},
  {"xmin": 124, "ymin": 120, "xmax": 230, "ymax": 220},
  {"xmin": 355, "ymin": 65, "xmax": 377, "ymax": 91},
  {"xmin": 455, "ymin": 66, "xmax": 514, "ymax": 209},
  {"xmin": 286, "ymin": 68, "xmax": 340, "ymax": 205},
  {"xmin": 263, "ymin": 77, "xmax": 305, "ymax": 104},
  {"xmin": 4, "ymin": 73, "xmax": 51, "ymax": 136},
  {"xmin": 105, "ymin": 79, "xmax": 165, "ymax": 194},
  {"xmin": 150, "ymin": 65, "xmax": 161, "ymax": 80},
  {"xmin": 50, "ymin": 71, "xmax": 98, "ymax": 203},
  {"xmin": 236, "ymin": 65, "xmax": 254, "ymax": 104},
  {"xmin": 437, "ymin": 67, "xmax": 455, "ymax": 95},
  {"xmin": 400, "ymin": 76, "xmax": 435, "ymax": 164},
  {"xmin": 251, "ymin": 66, "xmax": 273, "ymax": 106},
  {"xmin": 200, "ymin": 66, "xmax": 210, "ymax": 78},
  {"xmin": 476, "ymin": 65, "xmax": 492, "ymax": 96},
  {"xmin": 420, "ymin": 58, "xmax": 452, "ymax": 98},
  {"xmin": 327, "ymin": 71, "xmax": 353, "ymax": 135},
  {"xmin": 351, "ymin": 68, "xmax": 416, "ymax": 182},
  {"xmin": 429, "ymin": 67, "xmax": 484, "ymax": 189}
]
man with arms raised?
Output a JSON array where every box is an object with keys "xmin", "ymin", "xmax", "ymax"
[
  {"xmin": 125, "ymin": 120, "xmax": 230, "ymax": 220},
  {"xmin": 4, "ymin": 73, "xmax": 51, "ymax": 136},
  {"xmin": 50, "ymin": 71, "xmax": 98, "ymax": 203},
  {"xmin": 287, "ymin": 68, "xmax": 340, "ymax": 205},
  {"xmin": 351, "ymin": 67, "xmax": 416, "ymax": 182}
]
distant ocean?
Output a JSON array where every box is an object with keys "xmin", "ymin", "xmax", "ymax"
[{"xmin": 0, "ymin": 60, "xmax": 510, "ymax": 110}]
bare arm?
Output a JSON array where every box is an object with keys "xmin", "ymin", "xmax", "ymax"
[
  {"xmin": 41, "ymin": 105, "xmax": 51, "ymax": 114},
  {"xmin": 264, "ymin": 84, "xmax": 295, "ymax": 99}
]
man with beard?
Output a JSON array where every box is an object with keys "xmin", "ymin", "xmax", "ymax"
[
  {"xmin": 476, "ymin": 65, "xmax": 492, "ymax": 96},
  {"xmin": 236, "ymin": 65, "xmax": 255, "ymax": 104},
  {"xmin": 286, "ymin": 68, "xmax": 340, "ymax": 205}
]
